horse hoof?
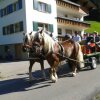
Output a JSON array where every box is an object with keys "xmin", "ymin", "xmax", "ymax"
[
  {"xmin": 29, "ymin": 77, "xmax": 36, "ymax": 81},
  {"xmin": 72, "ymin": 73, "xmax": 76, "ymax": 77},
  {"xmin": 52, "ymin": 79, "xmax": 57, "ymax": 83},
  {"xmin": 51, "ymin": 75, "xmax": 57, "ymax": 83}
]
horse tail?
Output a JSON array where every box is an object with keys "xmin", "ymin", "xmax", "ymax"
[{"xmin": 77, "ymin": 43, "xmax": 84, "ymax": 68}]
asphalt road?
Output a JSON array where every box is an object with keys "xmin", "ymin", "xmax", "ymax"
[{"xmin": 0, "ymin": 61, "xmax": 100, "ymax": 100}]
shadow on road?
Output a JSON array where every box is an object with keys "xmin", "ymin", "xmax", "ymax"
[
  {"xmin": 0, "ymin": 67, "xmax": 52, "ymax": 95},
  {"xmin": 0, "ymin": 62, "xmax": 91, "ymax": 95},
  {"xmin": 0, "ymin": 76, "xmax": 52, "ymax": 95}
]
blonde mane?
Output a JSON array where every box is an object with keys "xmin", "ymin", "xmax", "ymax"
[{"xmin": 41, "ymin": 31, "xmax": 57, "ymax": 54}]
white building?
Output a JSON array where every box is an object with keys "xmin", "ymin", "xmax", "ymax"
[{"xmin": 0, "ymin": 0, "xmax": 92, "ymax": 60}]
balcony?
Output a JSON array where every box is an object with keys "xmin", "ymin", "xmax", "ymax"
[
  {"xmin": 56, "ymin": 0, "xmax": 80, "ymax": 11},
  {"xmin": 57, "ymin": 0, "xmax": 87, "ymax": 17},
  {"xmin": 57, "ymin": 16, "xmax": 90, "ymax": 30}
]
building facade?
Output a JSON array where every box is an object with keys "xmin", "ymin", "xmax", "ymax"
[
  {"xmin": 0, "ymin": 0, "xmax": 91, "ymax": 60},
  {"xmin": 57, "ymin": 0, "xmax": 90, "ymax": 39}
]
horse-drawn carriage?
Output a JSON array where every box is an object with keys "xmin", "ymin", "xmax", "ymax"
[
  {"xmin": 22, "ymin": 29, "xmax": 100, "ymax": 82},
  {"xmin": 81, "ymin": 36, "xmax": 100, "ymax": 69}
]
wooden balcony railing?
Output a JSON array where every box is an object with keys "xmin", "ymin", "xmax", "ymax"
[
  {"xmin": 57, "ymin": 17, "xmax": 90, "ymax": 28},
  {"xmin": 56, "ymin": 0, "xmax": 79, "ymax": 11}
]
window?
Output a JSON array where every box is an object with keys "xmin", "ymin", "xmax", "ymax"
[
  {"xmin": 38, "ymin": 23, "xmax": 48, "ymax": 31},
  {"xmin": 19, "ymin": 21, "xmax": 23, "ymax": 31},
  {"xmin": 3, "ymin": 27, "xmax": 6, "ymax": 35},
  {"xmin": 73, "ymin": 16, "xmax": 80, "ymax": 21},
  {"xmin": 33, "ymin": 0, "xmax": 51, "ymax": 13},
  {"xmin": 2, "ymin": 21, "xmax": 23, "ymax": 35},
  {"xmin": 58, "ymin": 28, "xmax": 62, "ymax": 35},
  {"xmin": 7, "ymin": 26, "xmax": 10, "ymax": 34},
  {"xmin": 15, "ymin": 23, "xmax": 20, "ymax": 32},
  {"xmin": 12, "ymin": 4, "xmax": 15, "ymax": 11},
  {"xmin": 2, "ymin": 9, "xmax": 5, "ymax": 16},
  {"xmin": 33, "ymin": 21, "xmax": 53, "ymax": 32},
  {"xmin": 66, "ymin": 29, "xmax": 72, "ymax": 34},
  {"xmin": 10, "ymin": 24, "xmax": 14, "ymax": 33},
  {"xmin": 0, "ymin": 0, "xmax": 22, "ymax": 17},
  {"xmin": 12, "ymin": 2, "xmax": 18, "ymax": 11},
  {"xmin": 0, "ymin": 9, "xmax": 3, "ymax": 17},
  {"xmin": 4, "ymin": 7, "xmax": 7, "ymax": 15},
  {"xmin": 7, "ymin": 4, "xmax": 13, "ymax": 14},
  {"xmin": 38, "ymin": 2, "xmax": 47, "ymax": 12},
  {"xmin": 18, "ymin": 0, "xmax": 22, "ymax": 9}
]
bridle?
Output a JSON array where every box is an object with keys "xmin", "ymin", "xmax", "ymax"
[
  {"xmin": 22, "ymin": 34, "xmax": 33, "ymax": 51},
  {"xmin": 22, "ymin": 32, "xmax": 44, "ymax": 56}
]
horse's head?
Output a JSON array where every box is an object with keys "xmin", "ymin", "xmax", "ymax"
[
  {"xmin": 22, "ymin": 32, "xmax": 33, "ymax": 52},
  {"xmin": 34, "ymin": 28, "xmax": 57, "ymax": 54},
  {"xmin": 32, "ymin": 28, "xmax": 45, "ymax": 46},
  {"xmin": 22, "ymin": 28, "xmax": 44, "ymax": 55}
]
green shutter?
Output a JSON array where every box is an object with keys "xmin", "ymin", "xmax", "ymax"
[
  {"xmin": 33, "ymin": 22, "xmax": 38, "ymax": 31},
  {"xmin": 47, "ymin": 4, "xmax": 51, "ymax": 13},
  {"xmin": 33, "ymin": 0, "xmax": 38, "ymax": 10},
  {"xmin": 49, "ymin": 24, "xmax": 53, "ymax": 33}
]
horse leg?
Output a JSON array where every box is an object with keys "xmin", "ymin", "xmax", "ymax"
[
  {"xmin": 50, "ymin": 67, "xmax": 58, "ymax": 83},
  {"xmin": 40, "ymin": 60, "xmax": 46, "ymax": 80},
  {"xmin": 48, "ymin": 54, "xmax": 59, "ymax": 82},
  {"xmin": 29, "ymin": 60, "xmax": 35, "ymax": 81},
  {"xmin": 53, "ymin": 61, "xmax": 59, "ymax": 81},
  {"xmin": 69, "ymin": 60, "xmax": 77, "ymax": 77},
  {"xmin": 72, "ymin": 65, "xmax": 77, "ymax": 77},
  {"xmin": 77, "ymin": 48, "xmax": 84, "ymax": 69}
]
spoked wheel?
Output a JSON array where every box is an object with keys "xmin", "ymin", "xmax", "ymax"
[{"xmin": 89, "ymin": 57, "xmax": 97, "ymax": 69}]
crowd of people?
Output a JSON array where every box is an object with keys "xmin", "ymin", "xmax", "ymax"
[
  {"xmin": 64, "ymin": 31, "xmax": 100, "ymax": 53},
  {"xmin": 65, "ymin": 31, "xmax": 100, "ymax": 43}
]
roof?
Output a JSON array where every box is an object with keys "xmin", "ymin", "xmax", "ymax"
[{"xmin": 61, "ymin": 0, "xmax": 80, "ymax": 7}]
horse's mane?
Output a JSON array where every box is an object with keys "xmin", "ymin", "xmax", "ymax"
[
  {"xmin": 42, "ymin": 31, "xmax": 55, "ymax": 43},
  {"xmin": 41, "ymin": 31, "xmax": 57, "ymax": 53}
]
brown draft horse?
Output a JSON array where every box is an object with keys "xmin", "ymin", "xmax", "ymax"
[
  {"xmin": 22, "ymin": 32, "xmax": 46, "ymax": 81},
  {"xmin": 23, "ymin": 29, "xmax": 84, "ymax": 82}
]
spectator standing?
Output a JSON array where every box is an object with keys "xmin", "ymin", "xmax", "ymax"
[
  {"xmin": 82, "ymin": 33, "xmax": 87, "ymax": 40},
  {"xmin": 93, "ymin": 31, "xmax": 100, "ymax": 43},
  {"xmin": 72, "ymin": 31, "xmax": 81, "ymax": 42}
]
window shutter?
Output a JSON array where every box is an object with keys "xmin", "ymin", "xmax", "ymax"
[
  {"xmin": 33, "ymin": 0, "xmax": 38, "ymax": 10},
  {"xmin": 19, "ymin": 21, "xmax": 23, "ymax": 31},
  {"xmin": 33, "ymin": 22, "xmax": 38, "ymax": 31},
  {"xmin": 47, "ymin": 4, "xmax": 51, "ymax": 13},
  {"xmin": 7, "ymin": 4, "xmax": 13, "ymax": 14},
  {"xmin": 2, "ymin": 27, "xmax": 6, "ymax": 35},
  {"xmin": 0, "ymin": 9, "xmax": 3, "ymax": 17},
  {"xmin": 18, "ymin": 0, "xmax": 22, "ymax": 9},
  {"xmin": 10, "ymin": 24, "xmax": 14, "ymax": 33},
  {"xmin": 48, "ymin": 24, "xmax": 53, "ymax": 33}
]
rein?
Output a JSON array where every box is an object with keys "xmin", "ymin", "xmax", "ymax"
[{"xmin": 55, "ymin": 52, "xmax": 92, "ymax": 64}]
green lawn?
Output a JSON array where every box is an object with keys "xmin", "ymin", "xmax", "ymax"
[{"xmin": 85, "ymin": 21, "xmax": 100, "ymax": 34}]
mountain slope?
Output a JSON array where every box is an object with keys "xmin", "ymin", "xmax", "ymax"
[{"xmin": 85, "ymin": 21, "xmax": 100, "ymax": 34}]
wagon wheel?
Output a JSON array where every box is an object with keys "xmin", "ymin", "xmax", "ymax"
[
  {"xmin": 89, "ymin": 57, "xmax": 97, "ymax": 69},
  {"xmin": 97, "ymin": 56, "xmax": 100, "ymax": 63}
]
